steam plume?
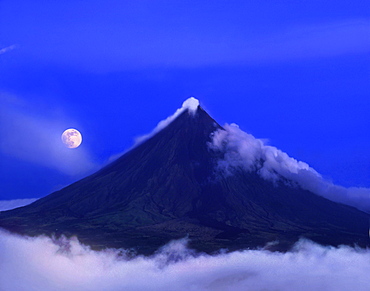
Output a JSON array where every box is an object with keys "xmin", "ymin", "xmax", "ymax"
[{"xmin": 210, "ymin": 123, "xmax": 370, "ymax": 212}]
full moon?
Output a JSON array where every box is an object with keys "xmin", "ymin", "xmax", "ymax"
[{"xmin": 61, "ymin": 128, "xmax": 82, "ymax": 148}]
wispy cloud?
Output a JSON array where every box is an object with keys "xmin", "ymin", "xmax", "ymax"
[
  {"xmin": 135, "ymin": 97, "xmax": 199, "ymax": 144},
  {"xmin": 0, "ymin": 44, "xmax": 17, "ymax": 55},
  {"xmin": 0, "ymin": 93, "xmax": 98, "ymax": 176},
  {"xmin": 0, "ymin": 230, "xmax": 369, "ymax": 291},
  {"xmin": 237, "ymin": 19, "xmax": 370, "ymax": 65},
  {"xmin": 107, "ymin": 97, "xmax": 200, "ymax": 163},
  {"xmin": 210, "ymin": 123, "xmax": 370, "ymax": 212},
  {"xmin": 6, "ymin": 10, "xmax": 368, "ymax": 72}
]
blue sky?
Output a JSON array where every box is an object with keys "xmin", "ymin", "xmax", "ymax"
[{"xmin": 0, "ymin": 0, "xmax": 369, "ymax": 200}]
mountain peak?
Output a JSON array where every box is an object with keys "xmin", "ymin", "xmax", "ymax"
[
  {"xmin": 134, "ymin": 97, "xmax": 202, "ymax": 145},
  {"xmin": 181, "ymin": 97, "xmax": 200, "ymax": 113}
]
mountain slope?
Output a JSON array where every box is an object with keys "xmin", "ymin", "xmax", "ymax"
[{"xmin": 0, "ymin": 103, "xmax": 369, "ymax": 254}]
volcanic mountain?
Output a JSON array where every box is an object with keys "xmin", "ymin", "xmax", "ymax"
[{"xmin": 0, "ymin": 99, "xmax": 369, "ymax": 254}]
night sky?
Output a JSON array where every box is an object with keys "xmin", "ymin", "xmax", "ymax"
[{"xmin": 1, "ymin": 1, "xmax": 369, "ymax": 201}]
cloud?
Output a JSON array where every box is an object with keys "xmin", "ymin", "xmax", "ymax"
[
  {"xmin": 238, "ymin": 19, "xmax": 370, "ymax": 65},
  {"xmin": 0, "ymin": 198, "xmax": 38, "ymax": 212},
  {"xmin": 0, "ymin": 93, "xmax": 98, "ymax": 176},
  {"xmin": 135, "ymin": 97, "xmax": 199, "ymax": 144},
  {"xmin": 0, "ymin": 44, "xmax": 17, "ymax": 55},
  {"xmin": 210, "ymin": 123, "xmax": 370, "ymax": 212},
  {"xmin": 103, "ymin": 97, "xmax": 200, "ymax": 165},
  {"xmin": 0, "ymin": 229, "xmax": 370, "ymax": 290},
  {"xmin": 5, "ymin": 0, "xmax": 367, "ymax": 73},
  {"xmin": 105, "ymin": 97, "xmax": 200, "ymax": 164}
]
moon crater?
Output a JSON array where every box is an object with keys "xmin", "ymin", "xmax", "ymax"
[{"xmin": 61, "ymin": 128, "xmax": 82, "ymax": 148}]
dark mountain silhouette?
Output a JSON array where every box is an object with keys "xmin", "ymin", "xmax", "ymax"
[{"xmin": 0, "ymin": 104, "xmax": 369, "ymax": 254}]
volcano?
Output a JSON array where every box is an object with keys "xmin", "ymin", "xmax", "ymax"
[{"xmin": 0, "ymin": 98, "xmax": 369, "ymax": 254}]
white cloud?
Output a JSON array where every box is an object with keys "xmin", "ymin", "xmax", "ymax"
[
  {"xmin": 0, "ymin": 93, "xmax": 98, "ymax": 176},
  {"xmin": 0, "ymin": 199, "xmax": 38, "ymax": 212},
  {"xmin": 134, "ymin": 97, "xmax": 199, "ymax": 145},
  {"xmin": 0, "ymin": 44, "xmax": 17, "ymax": 55},
  {"xmin": 0, "ymin": 230, "xmax": 370, "ymax": 290},
  {"xmin": 210, "ymin": 123, "xmax": 370, "ymax": 212},
  {"xmin": 106, "ymin": 97, "xmax": 200, "ymax": 164}
]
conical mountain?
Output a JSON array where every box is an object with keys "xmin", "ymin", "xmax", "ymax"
[{"xmin": 0, "ymin": 101, "xmax": 369, "ymax": 254}]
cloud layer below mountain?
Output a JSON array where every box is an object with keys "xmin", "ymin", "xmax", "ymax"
[
  {"xmin": 210, "ymin": 123, "xmax": 370, "ymax": 212},
  {"xmin": 0, "ymin": 229, "xmax": 369, "ymax": 291}
]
